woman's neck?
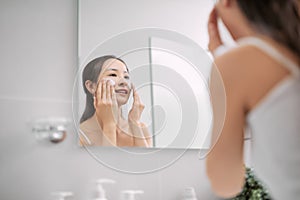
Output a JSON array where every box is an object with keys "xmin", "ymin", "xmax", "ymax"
[{"xmin": 82, "ymin": 114, "xmax": 101, "ymax": 131}]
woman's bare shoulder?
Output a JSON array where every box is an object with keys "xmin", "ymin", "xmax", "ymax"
[
  {"xmin": 214, "ymin": 46, "xmax": 262, "ymax": 80},
  {"xmin": 213, "ymin": 45, "xmax": 290, "ymax": 110}
]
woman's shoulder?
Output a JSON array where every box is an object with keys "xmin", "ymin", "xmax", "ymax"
[
  {"xmin": 79, "ymin": 120, "xmax": 102, "ymax": 146},
  {"xmin": 212, "ymin": 45, "xmax": 261, "ymax": 93},
  {"xmin": 212, "ymin": 44, "xmax": 290, "ymax": 110},
  {"xmin": 214, "ymin": 45, "xmax": 265, "ymax": 77},
  {"xmin": 214, "ymin": 43, "xmax": 291, "ymax": 77}
]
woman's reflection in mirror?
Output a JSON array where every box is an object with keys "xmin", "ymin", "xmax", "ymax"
[{"xmin": 79, "ymin": 55, "xmax": 152, "ymax": 147}]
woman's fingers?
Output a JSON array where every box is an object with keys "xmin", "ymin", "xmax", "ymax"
[
  {"xmin": 111, "ymin": 83, "xmax": 117, "ymax": 104},
  {"xmin": 132, "ymin": 84, "xmax": 137, "ymax": 103},
  {"xmin": 132, "ymin": 84, "xmax": 141, "ymax": 104},
  {"xmin": 106, "ymin": 80, "xmax": 111, "ymax": 101},
  {"xmin": 208, "ymin": 8, "xmax": 223, "ymax": 52},
  {"xmin": 94, "ymin": 81, "xmax": 102, "ymax": 106},
  {"xmin": 101, "ymin": 79, "xmax": 107, "ymax": 102},
  {"xmin": 208, "ymin": 7, "xmax": 218, "ymax": 25},
  {"xmin": 132, "ymin": 84, "xmax": 144, "ymax": 112},
  {"xmin": 95, "ymin": 80, "xmax": 101, "ymax": 98},
  {"xmin": 95, "ymin": 79, "xmax": 116, "ymax": 106},
  {"xmin": 134, "ymin": 91, "xmax": 142, "ymax": 106}
]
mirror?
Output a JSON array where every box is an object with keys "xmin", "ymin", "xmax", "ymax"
[{"xmin": 76, "ymin": 0, "xmax": 217, "ymax": 149}]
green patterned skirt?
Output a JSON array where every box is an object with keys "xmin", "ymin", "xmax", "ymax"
[{"xmin": 230, "ymin": 167, "xmax": 272, "ymax": 200}]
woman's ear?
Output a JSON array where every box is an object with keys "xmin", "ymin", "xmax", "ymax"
[{"xmin": 85, "ymin": 80, "xmax": 96, "ymax": 95}]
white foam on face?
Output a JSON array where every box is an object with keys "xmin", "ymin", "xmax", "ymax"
[{"xmin": 102, "ymin": 78, "xmax": 116, "ymax": 86}]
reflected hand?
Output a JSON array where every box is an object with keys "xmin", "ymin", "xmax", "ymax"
[
  {"xmin": 128, "ymin": 84, "xmax": 145, "ymax": 125},
  {"xmin": 93, "ymin": 79, "xmax": 118, "ymax": 128},
  {"xmin": 208, "ymin": 8, "xmax": 223, "ymax": 54}
]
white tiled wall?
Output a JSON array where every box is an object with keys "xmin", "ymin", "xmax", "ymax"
[{"xmin": 0, "ymin": 0, "xmax": 219, "ymax": 199}]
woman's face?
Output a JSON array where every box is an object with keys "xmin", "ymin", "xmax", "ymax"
[{"xmin": 98, "ymin": 58, "xmax": 131, "ymax": 106}]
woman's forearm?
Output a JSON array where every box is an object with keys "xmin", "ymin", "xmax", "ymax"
[
  {"xmin": 128, "ymin": 120, "xmax": 149, "ymax": 147},
  {"xmin": 140, "ymin": 123, "xmax": 152, "ymax": 147},
  {"xmin": 102, "ymin": 124, "xmax": 117, "ymax": 146}
]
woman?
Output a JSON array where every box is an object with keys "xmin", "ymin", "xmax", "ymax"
[
  {"xmin": 206, "ymin": 0, "xmax": 300, "ymax": 199},
  {"xmin": 79, "ymin": 55, "xmax": 152, "ymax": 147}
]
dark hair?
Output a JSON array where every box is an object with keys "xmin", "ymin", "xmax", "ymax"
[
  {"xmin": 80, "ymin": 55, "xmax": 127, "ymax": 123},
  {"xmin": 236, "ymin": 0, "xmax": 300, "ymax": 62}
]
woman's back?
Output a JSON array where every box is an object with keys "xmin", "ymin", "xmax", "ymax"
[
  {"xmin": 239, "ymin": 37, "xmax": 300, "ymax": 198},
  {"xmin": 206, "ymin": 1, "xmax": 300, "ymax": 198},
  {"xmin": 248, "ymin": 78, "xmax": 300, "ymax": 199}
]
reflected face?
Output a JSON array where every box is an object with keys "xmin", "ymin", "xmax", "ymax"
[{"xmin": 98, "ymin": 58, "xmax": 131, "ymax": 106}]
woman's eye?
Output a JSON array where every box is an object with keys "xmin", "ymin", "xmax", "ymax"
[
  {"xmin": 108, "ymin": 73, "xmax": 117, "ymax": 77},
  {"xmin": 124, "ymin": 76, "xmax": 130, "ymax": 80}
]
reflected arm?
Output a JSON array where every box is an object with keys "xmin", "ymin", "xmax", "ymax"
[
  {"xmin": 128, "ymin": 84, "xmax": 152, "ymax": 147},
  {"xmin": 102, "ymin": 124, "xmax": 117, "ymax": 146},
  {"xmin": 129, "ymin": 120, "xmax": 152, "ymax": 147}
]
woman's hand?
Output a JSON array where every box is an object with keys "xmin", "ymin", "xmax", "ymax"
[
  {"xmin": 128, "ymin": 84, "xmax": 145, "ymax": 125},
  {"xmin": 127, "ymin": 84, "xmax": 152, "ymax": 147},
  {"xmin": 93, "ymin": 79, "xmax": 118, "ymax": 143},
  {"xmin": 208, "ymin": 8, "xmax": 223, "ymax": 54}
]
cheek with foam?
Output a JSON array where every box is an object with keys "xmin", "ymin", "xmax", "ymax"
[{"xmin": 102, "ymin": 78, "xmax": 116, "ymax": 86}]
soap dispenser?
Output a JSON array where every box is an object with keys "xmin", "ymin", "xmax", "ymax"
[
  {"xmin": 51, "ymin": 192, "xmax": 74, "ymax": 200},
  {"xmin": 94, "ymin": 179, "xmax": 115, "ymax": 200},
  {"xmin": 182, "ymin": 187, "xmax": 198, "ymax": 200},
  {"xmin": 120, "ymin": 190, "xmax": 144, "ymax": 200}
]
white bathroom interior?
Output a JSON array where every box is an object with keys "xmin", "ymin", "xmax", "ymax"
[{"xmin": 0, "ymin": 0, "xmax": 251, "ymax": 199}]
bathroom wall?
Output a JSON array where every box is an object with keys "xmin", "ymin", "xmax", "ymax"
[{"xmin": 0, "ymin": 0, "xmax": 227, "ymax": 199}]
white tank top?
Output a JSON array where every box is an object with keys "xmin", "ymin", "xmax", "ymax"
[{"xmin": 238, "ymin": 37, "xmax": 300, "ymax": 199}]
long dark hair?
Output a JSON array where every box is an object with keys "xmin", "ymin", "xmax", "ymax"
[
  {"xmin": 80, "ymin": 55, "xmax": 127, "ymax": 123},
  {"xmin": 237, "ymin": 0, "xmax": 300, "ymax": 62}
]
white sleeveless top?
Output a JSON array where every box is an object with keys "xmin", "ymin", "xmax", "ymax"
[{"xmin": 238, "ymin": 37, "xmax": 300, "ymax": 199}]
